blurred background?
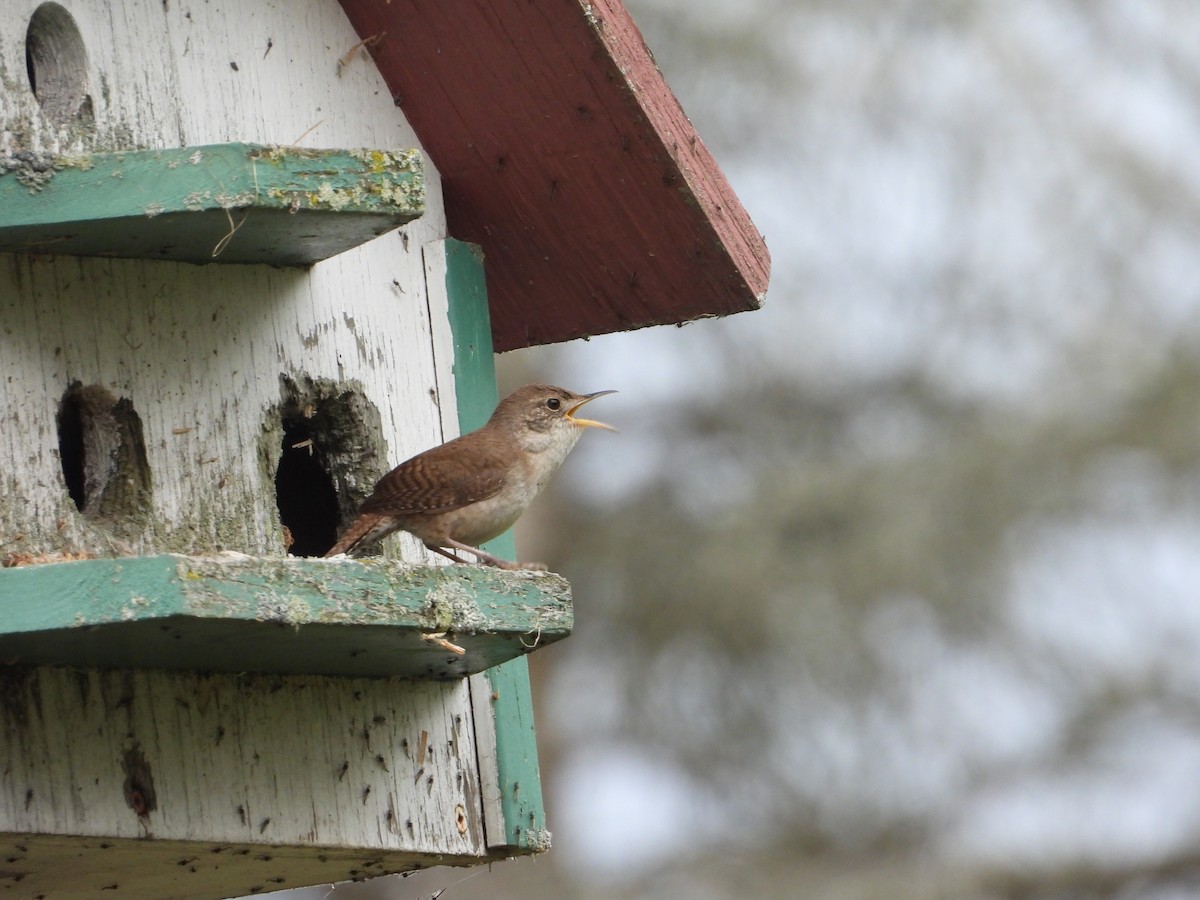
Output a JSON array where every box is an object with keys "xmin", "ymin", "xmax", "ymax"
[{"xmin": 289, "ymin": 1, "xmax": 1200, "ymax": 897}]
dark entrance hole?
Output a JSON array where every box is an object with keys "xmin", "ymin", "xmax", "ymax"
[
  {"xmin": 58, "ymin": 389, "xmax": 87, "ymax": 510},
  {"xmin": 270, "ymin": 376, "xmax": 386, "ymax": 558},
  {"xmin": 275, "ymin": 417, "xmax": 340, "ymax": 558},
  {"xmin": 56, "ymin": 383, "xmax": 152, "ymax": 523},
  {"xmin": 26, "ymin": 3, "xmax": 94, "ymax": 128}
]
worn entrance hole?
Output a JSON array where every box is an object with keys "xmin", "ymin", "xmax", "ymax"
[
  {"xmin": 57, "ymin": 383, "xmax": 153, "ymax": 523},
  {"xmin": 271, "ymin": 376, "xmax": 385, "ymax": 557},
  {"xmin": 26, "ymin": 3, "xmax": 94, "ymax": 128}
]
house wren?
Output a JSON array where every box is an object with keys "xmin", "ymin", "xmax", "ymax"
[{"xmin": 324, "ymin": 383, "xmax": 615, "ymax": 569}]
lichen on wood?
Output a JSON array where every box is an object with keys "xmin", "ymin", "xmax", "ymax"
[
  {"xmin": 0, "ymin": 142, "xmax": 425, "ymax": 265},
  {"xmin": 0, "ymin": 554, "xmax": 573, "ymax": 679}
]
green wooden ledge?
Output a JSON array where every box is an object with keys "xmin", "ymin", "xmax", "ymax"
[
  {"xmin": 0, "ymin": 555, "xmax": 570, "ymax": 679},
  {"xmin": 0, "ymin": 143, "xmax": 424, "ymax": 265}
]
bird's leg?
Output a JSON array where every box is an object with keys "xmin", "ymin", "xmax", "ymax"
[
  {"xmin": 426, "ymin": 544, "xmax": 470, "ymax": 565},
  {"xmin": 435, "ymin": 538, "xmax": 548, "ymax": 572}
]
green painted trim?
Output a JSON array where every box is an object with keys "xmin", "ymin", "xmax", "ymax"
[
  {"xmin": 443, "ymin": 238, "xmax": 550, "ymax": 851},
  {"xmin": 0, "ymin": 143, "xmax": 424, "ymax": 265},
  {"xmin": 445, "ymin": 239, "xmax": 499, "ymax": 432},
  {"xmin": 0, "ymin": 554, "xmax": 569, "ymax": 679}
]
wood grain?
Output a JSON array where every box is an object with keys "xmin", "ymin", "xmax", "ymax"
[{"xmin": 0, "ymin": 665, "xmax": 488, "ymax": 896}]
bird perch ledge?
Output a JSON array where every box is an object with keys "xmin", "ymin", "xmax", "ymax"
[{"xmin": 0, "ymin": 554, "xmax": 572, "ymax": 680}]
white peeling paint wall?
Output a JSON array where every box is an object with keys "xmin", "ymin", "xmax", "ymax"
[{"xmin": 0, "ymin": 0, "xmax": 458, "ymax": 559}]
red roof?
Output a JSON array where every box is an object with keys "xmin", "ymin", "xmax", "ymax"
[{"xmin": 338, "ymin": 0, "xmax": 769, "ymax": 352}]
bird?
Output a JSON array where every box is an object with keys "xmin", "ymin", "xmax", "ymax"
[{"xmin": 324, "ymin": 384, "xmax": 615, "ymax": 569}]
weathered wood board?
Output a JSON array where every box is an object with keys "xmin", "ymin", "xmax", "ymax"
[
  {"xmin": 0, "ymin": 665, "xmax": 490, "ymax": 897},
  {"xmin": 339, "ymin": 0, "xmax": 770, "ymax": 351},
  {"xmin": 0, "ymin": 143, "xmax": 425, "ymax": 265},
  {"xmin": 0, "ymin": 554, "xmax": 572, "ymax": 679}
]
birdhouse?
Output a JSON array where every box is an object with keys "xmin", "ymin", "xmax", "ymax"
[{"xmin": 0, "ymin": 1, "xmax": 768, "ymax": 898}]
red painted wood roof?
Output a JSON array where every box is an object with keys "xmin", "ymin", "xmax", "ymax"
[{"xmin": 338, "ymin": 0, "xmax": 769, "ymax": 352}]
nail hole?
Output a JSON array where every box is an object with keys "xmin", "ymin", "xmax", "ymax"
[{"xmin": 26, "ymin": 3, "xmax": 94, "ymax": 128}]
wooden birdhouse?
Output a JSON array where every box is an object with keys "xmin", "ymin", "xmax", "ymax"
[{"xmin": 0, "ymin": 1, "xmax": 768, "ymax": 898}]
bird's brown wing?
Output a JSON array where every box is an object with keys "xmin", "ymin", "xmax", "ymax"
[{"xmin": 358, "ymin": 437, "xmax": 508, "ymax": 516}]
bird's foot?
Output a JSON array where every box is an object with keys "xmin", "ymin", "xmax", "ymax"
[{"xmin": 434, "ymin": 540, "xmax": 549, "ymax": 572}]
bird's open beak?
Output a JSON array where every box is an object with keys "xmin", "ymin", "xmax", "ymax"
[{"xmin": 567, "ymin": 390, "xmax": 617, "ymax": 431}]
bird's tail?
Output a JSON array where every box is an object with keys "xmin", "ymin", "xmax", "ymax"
[{"xmin": 324, "ymin": 513, "xmax": 395, "ymax": 557}]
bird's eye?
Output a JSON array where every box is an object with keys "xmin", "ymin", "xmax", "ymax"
[{"xmin": 546, "ymin": 397, "xmax": 562, "ymax": 410}]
